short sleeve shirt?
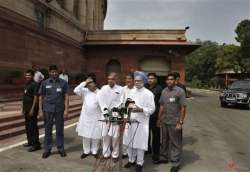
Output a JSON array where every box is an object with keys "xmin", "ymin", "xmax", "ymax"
[
  {"xmin": 22, "ymin": 81, "xmax": 39, "ymax": 112},
  {"xmin": 34, "ymin": 71, "xmax": 44, "ymax": 83},
  {"xmin": 39, "ymin": 78, "xmax": 68, "ymax": 112},
  {"xmin": 159, "ymin": 86, "xmax": 186, "ymax": 125}
]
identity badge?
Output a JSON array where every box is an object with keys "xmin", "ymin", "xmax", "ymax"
[
  {"xmin": 169, "ymin": 97, "xmax": 175, "ymax": 102},
  {"xmin": 56, "ymin": 88, "xmax": 62, "ymax": 92},
  {"xmin": 46, "ymin": 85, "xmax": 52, "ymax": 89}
]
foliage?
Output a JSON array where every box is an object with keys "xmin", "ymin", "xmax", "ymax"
[
  {"xmin": 186, "ymin": 19, "xmax": 250, "ymax": 88},
  {"xmin": 186, "ymin": 40, "xmax": 219, "ymax": 87}
]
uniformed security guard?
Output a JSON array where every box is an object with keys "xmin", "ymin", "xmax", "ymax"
[
  {"xmin": 39, "ymin": 65, "xmax": 69, "ymax": 159},
  {"xmin": 157, "ymin": 73, "xmax": 187, "ymax": 172},
  {"xmin": 22, "ymin": 69, "xmax": 41, "ymax": 152}
]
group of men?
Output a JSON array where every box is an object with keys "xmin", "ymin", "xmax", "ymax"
[
  {"xmin": 22, "ymin": 65, "xmax": 69, "ymax": 158},
  {"xmin": 22, "ymin": 64, "xmax": 186, "ymax": 172}
]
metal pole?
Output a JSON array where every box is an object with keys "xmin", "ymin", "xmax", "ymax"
[{"xmin": 118, "ymin": 122, "xmax": 124, "ymax": 172}]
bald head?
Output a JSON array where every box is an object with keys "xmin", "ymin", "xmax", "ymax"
[
  {"xmin": 108, "ymin": 72, "xmax": 117, "ymax": 78},
  {"xmin": 107, "ymin": 72, "xmax": 117, "ymax": 88}
]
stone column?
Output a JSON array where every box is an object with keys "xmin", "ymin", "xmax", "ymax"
[
  {"xmin": 87, "ymin": 0, "xmax": 94, "ymax": 30},
  {"xmin": 96, "ymin": 0, "xmax": 104, "ymax": 30},
  {"xmin": 78, "ymin": 0, "xmax": 87, "ymax": 28},
  {"xmin": 97, "ymin": 0, "xmax": 105, "ymax": 30},
  {"xmin": 64, "ymin": 0, "xmax": 75, "ymax": 14}
]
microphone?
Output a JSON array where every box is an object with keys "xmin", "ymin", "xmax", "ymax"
[{"xmin": 103, "ymin": 108, "xmax": 109, "ymax": 123}]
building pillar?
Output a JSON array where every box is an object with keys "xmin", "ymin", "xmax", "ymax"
[
  {"xmin": 78, "ymin": 0, "xmax": 87, "ymax": 28},
  {"xmin": 64, "ymin": 0, "xmax": 75, "ymax": 14},
  {"xmin": 87, "ymin": 0, "xmax": 94, "ymax": 30},
  {"xmin": 94, "ymin": 0, "xmax": 99, "ymax": 30}
]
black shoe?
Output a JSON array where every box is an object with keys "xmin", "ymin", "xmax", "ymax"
[
  {"xmin": 135, "ymin": 164, "xmax": 143, "ymax": 172},
  {"xmin": 145, "ymin": 149, "xmax": 152, "ymax": 155},
  {"xmin": 92, "ymin": 153, "xmax": 99, "ymax": 159},
  {"xmin": 152, "ymin": 156, "xmax": 161, "ymax": 164},
  {"xmin": 112, "ymin": 157, "xmax": 119, "ymax": 163},
  {"xmin": 170, "ymin": 166, "xmax": 179, "ymax": 172},
  {"xmin": 28, "ymin": 145, "xmax": 41, "ymax": 152},
  {"xmin": 42, "ymin": 152, "xmax": 51, "ymax": 159},
  {"xmin": 80, "ymin": 153, "xmax": 89, "ymax": 159},
  {"xmin": 122, "ymin": 154, "xmax": 128, "ymax": 159},
  {"xmin": 58, "ymin": 150, "xmax": 67, "ymax": 157},
  {"xmin": 124, "ymin": 162, "xmax": 136, "ymax": 168},
  {"xmin": 23, "ymin": 143, "xmax": 31, "ymax": 147},
  {"xmin": 100, "ymin": 155, "xmax": 111, "ymax": 162},
  {"xmin": 159, "ymin": 159, "xmax": 168, "ymax": 164}
]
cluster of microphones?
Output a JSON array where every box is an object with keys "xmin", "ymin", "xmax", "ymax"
[{"xmin": 103, "ymin": 98, "xmax": 135, "ymax": 124}]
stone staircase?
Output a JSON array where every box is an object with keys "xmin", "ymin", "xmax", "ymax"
[{"xmin": 0, "ymin": 95, "xmax": 82, "ymax": 140}]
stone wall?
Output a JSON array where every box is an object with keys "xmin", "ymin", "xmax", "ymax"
[
  {"xmin": 0, "ymin": 0, "xmax": 106, "ymax": 86},
  {"xmin": 0, "ymin": 5, "xmax": 86, "ymax": 85},
  {"xmin": 85, "ymin": 45, "xmax": 187, "ymax": 86}
]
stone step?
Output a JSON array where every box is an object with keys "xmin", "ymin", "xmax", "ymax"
[
  {"xmin": 0, "ymin": 102, "xmax": 82, "ymax": 122},
  {"xmin": 0, "ymin": 106, "xmax": 21, "ymax": 112},
  {"xmin": 0, "ymin": 95, "xmax": 81, "ymax": 112},
  {"xmin": 0, "ymin": 102, "xmax": 82, "ymax": 113},
  {"xmin": 0, "ymin": 95, "xmax": 82, "ymax": 140},
  {"xmin": 0, "ymin": 106, "xmax": 81, "ymax": 132},
  {"xmin": 0, "ymin": 111, "xmax": 80, "ymax": 140}
]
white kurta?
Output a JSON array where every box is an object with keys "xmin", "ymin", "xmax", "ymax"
[
  {"xmin": 74, "ymin": 82, "xmax": 102, "ymax": 139},
  {"xmin": 124, "ymin": 87, "xmax": 155, "ymax": 151},
  {"xmin": 123, "ymin": 86, "xmax": 135, "ymax": 100},
  {"xmin": 122, "ymin": 86, "xmax": 135, "ymax": 145},
  {"xmin": 97, "ymin": 84, "xmax": 125, "ymax": 137}
]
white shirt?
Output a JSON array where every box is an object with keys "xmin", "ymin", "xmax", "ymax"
[
  {"xmin": 34, "ymin": 71, "xmax": 44, "ymax": 83},
  {"xmin": 97, "ymin": 84, "xmax": 125, "ymax": 114},
  {"xmin": 124, "ymin": 87, "xmax": 155, "ymax": 150},
  {"xmin": 59, "ymin": 74, "xmax": 69, "ymax": 83},
  {"xmin": 74, "ymin": 82, "xmax": 102, "ymax": 139},
  {"xmin": 123, "ymin": 86, "xmax": 135, "ymax": 102},
  {"xmin": 97, "ymin": 84, "xmax": 125, "ymax": 137}
]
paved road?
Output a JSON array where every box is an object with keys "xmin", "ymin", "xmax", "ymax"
[{"xmin": 0, "ymin": 89, "xmax": 249, "ymax": 172}]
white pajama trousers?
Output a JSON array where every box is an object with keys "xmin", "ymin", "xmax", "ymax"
[
  {"xmin": 82, "ymin": 137, "xmax": 100, "ymax": 154},
  {"xmin": 128, "ymin": 147, "xmax": 145, "ymax": 165},
  {"xmin": 102, "ymin": 136, "xmax": 119, "ymax": 158}
]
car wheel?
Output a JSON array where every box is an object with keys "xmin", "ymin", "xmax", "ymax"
[
  {"xmin": 245, "ymin": 103, "xmax": 250, "ymax": 110},
  {"xmin": 221, "ymin": 102, "xmax": 227, "ymax": 108}
]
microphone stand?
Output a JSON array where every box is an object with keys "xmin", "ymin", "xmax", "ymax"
[{"xmin": 98, "ymin": 110, "xmax": 138, "ymax": 172}]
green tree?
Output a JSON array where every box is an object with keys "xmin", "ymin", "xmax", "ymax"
[
  {"xmin": 234, "ymin": 19, "xmax": 250, "ymax": 78},
  {"xmin": 215, "ymin": 44, "xmax": 239, "ymax": 72},
  {"xmin": 235, "ymin": 19, "xmax": 250, "ymax": 44},
  {"xmin": 186, "ymin": 40, "xmax": 219, "ymax": 86}
]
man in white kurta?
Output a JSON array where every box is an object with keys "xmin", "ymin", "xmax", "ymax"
[
  {"xmin": 74, "ymin": 78, "xmax": 102, "ymax": 158},
  {"xmin": 97, "ymin": 73, "xmax": 125, "ymax": 160},
  {"xmin": 124, "ymin": 71, "xmax": 155, "ymax": 172}
]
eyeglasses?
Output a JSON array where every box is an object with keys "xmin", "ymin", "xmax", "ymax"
[{"xmin": 167, "ymin": 78, "xmax": 175, "ymax": 81}]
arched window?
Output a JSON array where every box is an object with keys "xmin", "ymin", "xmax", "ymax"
[{"xmin": 106, "ymin": 59, "xmax": 121, "ymax": 75}]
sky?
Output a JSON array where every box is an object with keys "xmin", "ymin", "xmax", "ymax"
[{"xmin": 104, "ymin": 0, "xmax": 250, "ymax": 44}]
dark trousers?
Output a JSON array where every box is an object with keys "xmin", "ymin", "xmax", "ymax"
[
  {"xmin": 161, "ymin": 124, "xmax": 182, "ymax": 167},
  {"xmin": 43, "ymin": 111, "xmax": 64, "ymax": 152},
  {"xmin": 24, "ymin": 110, "xmax": 40, "ymax": 146},
  {"xmin": 148, "ymin": 117, "xmax": 161, "ymax": 158}
]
